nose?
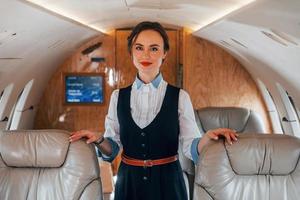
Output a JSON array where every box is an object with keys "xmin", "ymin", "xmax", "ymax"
[{"xmin": 142, "ymin": 49, "xmax": 150, "ymax": 59}]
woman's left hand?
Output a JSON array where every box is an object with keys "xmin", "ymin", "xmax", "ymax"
[{"xmin": 197, "ymin": 128, "xmax": 238, "ymax": 154}]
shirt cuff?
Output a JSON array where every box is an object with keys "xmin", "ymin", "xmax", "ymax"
[
  {"xmin": 191, "ymin": 137, "xmax": 201, "ymax": 164},
  {"xmin": 97, "ymin": 137, "xmax": 120, "ymax": 162}
]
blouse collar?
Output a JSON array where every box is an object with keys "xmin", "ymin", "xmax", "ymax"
[{"xmin": 134, "ymin": 72, "xmax": 163, "ymax": 90}]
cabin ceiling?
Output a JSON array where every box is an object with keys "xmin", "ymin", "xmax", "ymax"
[
  {"xmin": 194, "ymin": 0, "xmax": 300, "ymax": 107},
  {"xmin": 24, "ymin": 0, "xmax": 255, "ymax": 32},
  {"xmin": 0, "ymin": 0, "xmax": 98, "ymax": 107},
  {"xmin": 0, "ymin": 0, "xmax": 300, "ymax": 118}
]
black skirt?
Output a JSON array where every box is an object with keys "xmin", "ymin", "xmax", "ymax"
[{"xmin": 114, "ymin": 160, "xmax": 188, "ymax": 200}]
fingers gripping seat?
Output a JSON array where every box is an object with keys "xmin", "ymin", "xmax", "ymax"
[
  {"xmin": 0, "ymin": 130, "xmax": 103, "ymax": 200},
  {"xmin": 194, "ymin": 134, "xmax": 300, "ymax": 200}
]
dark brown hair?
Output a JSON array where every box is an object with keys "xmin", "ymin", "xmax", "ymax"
[{"xmin": 127, "ymin": 21, "xmax": 170, "ymax": 54}]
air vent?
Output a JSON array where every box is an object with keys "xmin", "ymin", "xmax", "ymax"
[
  {"xmin": 0, "ymin": 57, "xmax": 23, "ymax": 60},
  {"xmin": 270, "ymin": 29, "xmax": 298, "ymax": 46},
  {"xmin": 230, "ymin": 38, "xmax": 248, "ymax": 49},
  {"xmin": 219, "ymin": 40, "xmax": 233, "ymax": 48},
  {"xmin": 261, "ymin": 31, "xmax": 288, "ymax": 46},
  {"xmin": 125, "ymin": 0, "xmax": 179, "ymax": 9},
  {"xmin": 81, "ymin": 42, "xmax": 102, "ymax": 55},
  {"xmin": 48, "ymin": 40, "xmax": 65, "ymax": 49}
]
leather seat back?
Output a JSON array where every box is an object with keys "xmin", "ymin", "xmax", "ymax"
[
  {"xmin": 180, "ymin": 107, "xmax": 266, "ymax": 175},
  {"xmin": 194, "ymin": 133, "xmax": 300, "ymax": 200},
  {"xmin": 0, "ymin": 129, "xmax": 103, "ymax": 200},
  {"xmin": 179, "ymin": 107, "xmax": 266, "ymax": 199}
]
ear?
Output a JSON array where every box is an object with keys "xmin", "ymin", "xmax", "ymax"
[{"xmin": 163, "ymin": 51, "xmax": 167, "ymax": 59}]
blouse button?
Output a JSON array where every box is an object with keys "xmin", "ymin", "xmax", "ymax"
[
  {"xmin": 141, "ymin": 132, "xmax": 146, "ymax": 136},
  {"xmin": 143, "ymin": 176, "xmax": 148, "ymax": 180},
  {"xmin": 141, "ymin": 143, "xmax": 146, "ymax": 148}
]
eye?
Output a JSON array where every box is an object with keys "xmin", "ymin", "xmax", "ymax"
[
  {"xmin": 135, "ymin": 46, "xmax": 143, "ymax": 51},
  {"xmin": 150, "ymin": 47, "xmax": 159, "ymax": 52}
]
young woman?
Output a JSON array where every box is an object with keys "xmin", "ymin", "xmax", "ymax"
[{"xmin": 70, "ymin": 21, "xmax": 238, "ymax": 200}]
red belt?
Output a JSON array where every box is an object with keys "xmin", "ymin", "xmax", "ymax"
[{"xmin": 121, "ymin": 153, "xmax": 178, "ymax": 167}]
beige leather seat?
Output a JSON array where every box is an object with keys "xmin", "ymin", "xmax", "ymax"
[
  {"xmin": 0, "ymin": 129, "xmax": 103, "ymax": 200},
  {"xmin": 194, "ymin": 133, "xmax": 300, "ymax": 200},
  {"xmin": 179, "ymin": 107, "xmax": 266, "ymax": 199}
]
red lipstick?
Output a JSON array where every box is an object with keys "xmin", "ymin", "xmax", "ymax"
[{"xmin": 140, "ymin": 61, "xmax": 152, "ymax": 67}]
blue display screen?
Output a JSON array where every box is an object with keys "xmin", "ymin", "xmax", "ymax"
[{"xmin": 65, "ymin": 75, "xmax": 104, "ymax": 103}]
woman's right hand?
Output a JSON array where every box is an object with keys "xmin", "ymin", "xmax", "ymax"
[{"xmin": 69, "ymin": 130, "xmax": 101, "ymax": 144}]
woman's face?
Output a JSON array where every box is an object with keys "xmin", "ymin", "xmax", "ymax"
[{"xmin": 131, "ymin": 30, "xmax": 167, "ymax": 75}]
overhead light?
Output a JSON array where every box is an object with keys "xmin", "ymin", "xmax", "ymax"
[{"xmin": 108, "ymin": 68, "xmax": 114, "ymax": 87}]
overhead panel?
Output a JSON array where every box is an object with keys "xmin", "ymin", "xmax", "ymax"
[{"xmin": 24, "ymin": 0, "xmax": 256, "ymax": 32}]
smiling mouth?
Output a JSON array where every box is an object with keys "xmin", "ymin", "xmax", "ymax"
[{"xmin": 140, "ymin": 61, "xmax": 152, "ymax": 67}]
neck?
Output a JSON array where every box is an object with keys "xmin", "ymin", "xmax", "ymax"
[{"xmin": 138, "ymin": 70, "xmax": 159, "ymax": 84}]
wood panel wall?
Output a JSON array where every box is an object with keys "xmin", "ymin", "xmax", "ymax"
[
  {"xmin": 34, "ymin": 29, "xmax": 180, "ymax": 175},
  {"xmin": 34, "ymin": 32, "xmax": 116, "ymax": 133},
  {"xmin": 182, "ymin": 30, "xmax": 272, "ymax": 132}
]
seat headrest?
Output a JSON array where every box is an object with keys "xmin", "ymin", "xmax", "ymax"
[
  {"xmin": 0, "ymin": 130, "xmax": 70, "ymax": 167},
  {"xmin": 196, "ymin": 107, "xmax": 264, "ymax": 132},
  {"xmin": 197, "ymin": 134, "xmax": 300, "ymax": 177}
]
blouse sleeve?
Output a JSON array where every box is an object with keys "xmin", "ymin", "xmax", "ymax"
[
  {"xmin": 178, "ymin": 89, "xmax": 201, "ymax": 164},
  {"xmin": 97, "ymin": 89, "xmax": 121, "ymax": 162}
]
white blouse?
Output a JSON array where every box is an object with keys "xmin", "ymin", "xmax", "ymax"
[{"xmin": 103, "ymin": 75, "xmax": 201, "ymax": 160}]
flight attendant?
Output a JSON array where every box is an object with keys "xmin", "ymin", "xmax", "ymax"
[{"xmin": 70, "ymin": 21, "xmax": 238, "ymax": 200}]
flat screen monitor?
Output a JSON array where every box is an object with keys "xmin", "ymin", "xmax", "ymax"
[{"xmin": 64, "ymin": 73, "xmax": 104, "ymax": 104}]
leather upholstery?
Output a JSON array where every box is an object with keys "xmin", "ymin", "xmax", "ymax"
[
  {"xmin": 179, "ymin": 107, "xmax": 266, "ymax": 199},
  {"xmin": 196, "ymin": 107, "xmax": 266, "ymax": 134},
  {"xmin": 0, "ymin": 129, "xmax": 103, "ymax": 200},
  {"xmin": 194, "ymin": 133, "xmax": 300, "ymax": 200},
  {"xmin": 180, "ymin": 107, "xmax": 266, "ymax": 174}
]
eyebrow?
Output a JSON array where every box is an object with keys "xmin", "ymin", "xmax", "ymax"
[{"xmin": 135, "ymin": 43, "xmax": 160, "ymax": 47}]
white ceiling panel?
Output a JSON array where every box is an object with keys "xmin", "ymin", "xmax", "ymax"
[{"xmin": 24, "ymin": 0, "xmax": 256, "ymax": 32}]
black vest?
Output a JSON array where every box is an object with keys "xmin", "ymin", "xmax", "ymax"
[{"xmin": 117, "ymin": 84, "xmax": 180, "ymax": 160}]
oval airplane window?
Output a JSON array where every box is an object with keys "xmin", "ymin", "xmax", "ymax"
[
  {"xmin": 288, "ymin": 94, "xmax": 300, "ymax": 125},
  {"xmin": 276, "ymin": 83, "xmax": 300, "ymax": 137},
  {"xmin": 0, "ymin": 90, "xmax": 3, "ymax": 100},
  {"xmin": 0, "ymin": 83, "xmax": 14, "ymax": 130},
  {"xmin": 7, "ymin": 79, "xmax": 35, "ymax": 130},
  {"xmin": 257, "ymin": 79, "xmax": 283, "ymax": 133}
]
